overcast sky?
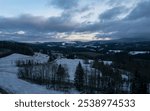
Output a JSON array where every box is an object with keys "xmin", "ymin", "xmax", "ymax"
[{"xmin": 0, "ymin": 0, "xmax": 149, "ymax": 42}]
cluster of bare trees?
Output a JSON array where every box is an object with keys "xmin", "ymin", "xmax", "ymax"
[
  {"xmin": 16, "ymin": 60, "xmax": 38, "ymax": 67},
  {"xmin": 17, "ymin": 60, "xmax": 70, "ymax": 92}
]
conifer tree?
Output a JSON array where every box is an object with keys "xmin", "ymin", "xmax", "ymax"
[
  {"xmin": 56, "ymin": 64, "xmax": 69, "ymax": 90},
  {"xmin": 74, "ymin": 62, "xmax": 85, "ymax": 92}
]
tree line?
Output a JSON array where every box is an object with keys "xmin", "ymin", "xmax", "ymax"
[{"xmin": 16, "ymin": 58, "xmax": 149, "ymax": 94}]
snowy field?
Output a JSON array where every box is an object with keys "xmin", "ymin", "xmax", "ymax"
[
  {"xmin": 109, "ymin": 50, "xmax": 122, "ymax": 53},
  {"xmin": 56, "ymin": 58, "xmax": 89, "ymax": 80},
  {"xmin": 129, "ymin": 51, "xmax": 150, "ymax": 55},
  {"xmin": 56, "ymin": 59, "xmax": 113, "ymax": 81},
  {"xmin": 0, "ymin": 53, "xmax": 63, "ymax": 94}
]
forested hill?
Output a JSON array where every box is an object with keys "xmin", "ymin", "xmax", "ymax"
[{"xmin": 0, "ymin": 41, "xmax": 34, "ymax": 58}]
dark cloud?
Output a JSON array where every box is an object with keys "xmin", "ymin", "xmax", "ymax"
[
  {"xmin": 0, "ymin": 14, "xmax": 78, "ymax": 33},
  {"xmin": 98, "ymin": 18, "xmax": 150, "ymax": 38},
  {"xmin": 112, "ymin": 1, "xmax": 150, "ymax": 37},
  {"xmin": 126, "ymin": 1, "xmax": 150, "ymax": 20},
  {"xmin": 99, "ymin": 6, "xmax": 127, "ymax": 20},
  {"xmin": 0, "ymin": 14, "xmax": 45, "ymax": 32},
  {"xmin": 79, "ymin": 0, "xmax": 150, "ymax": 38},
  {"xmin": 50, "ymin": 0, "xmax": 79, "ymax": 9}
]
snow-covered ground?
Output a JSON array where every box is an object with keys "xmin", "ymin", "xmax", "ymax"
[
  {"xmin": 56, "ymin": 59, "xmax": 113, "ymax": 80},
  {"xmin": 1, "ymin": 53, "xmax": 148, "ymax": 93},
  {"xmin": 109, "ymin": 50, "xmax": 122, "ymax": 53},
  {"xmin": 0, "ymin": 72, "xmax": 61, "ymax": 94},
  {"xmin": 103, "ymin": 61, "xmax": 113, "ymax": 65},
  {"xmin": 108, "ymin": 50, "xmax": 150, "ymax": 55},
  {"xmin": 129, "ymin": 51, "xmax": 150, "ymax": 55},
  {"xmin": 0, "ymin": 54, "xmax": 97, "ymax": 93},
  {"xmin": 0, "ymin": 53, "xmax": 63, "ymax": 94},
  {"xmin": 56, "ymin": 58, "xmax": 90, "ymax": 80}
]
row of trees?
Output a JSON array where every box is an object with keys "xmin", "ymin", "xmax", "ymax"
[
  {"xmin": 75, "ymin": 59, "xmax": 150, "ymax": 94},
  {"xmin": 74, "ymin": 61, "xmax": 123, "ymax": 93},
  {"xmin": 17, "ymin": 58, "xmax": 149, "ymax": 94},
  {"xmin": 17, "ymin": 61, "xmax": 70, "ymax": 92}
]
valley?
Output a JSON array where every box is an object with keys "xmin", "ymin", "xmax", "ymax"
[{"xmin": 0, "ymin": 40, "xmax": 150, "ymax": 94}]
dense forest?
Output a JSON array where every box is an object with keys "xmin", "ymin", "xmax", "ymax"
[{"xmin": 0, "ymin": 41, "xmax": 34, "ymax": 57}]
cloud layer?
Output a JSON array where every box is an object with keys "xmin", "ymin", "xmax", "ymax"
[
  {"xmin": 0, "ymin": 0, "xmax": 150, "ymax": 41},
  {"xmin": 50, "ymin": 0, "xmax": 79, "ymax": 9}
]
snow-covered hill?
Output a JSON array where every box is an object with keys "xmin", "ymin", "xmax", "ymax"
[
  {"xmin": 0, "ymin": 53, "xmax": 136, "ymax": 94},
  {"xmin": 56, "ymin": 59, "xmax": 87, "ymax": 80},
  {"xmin": 0, "ymin": 53, "xmax": 62, "ymax": 94}
]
